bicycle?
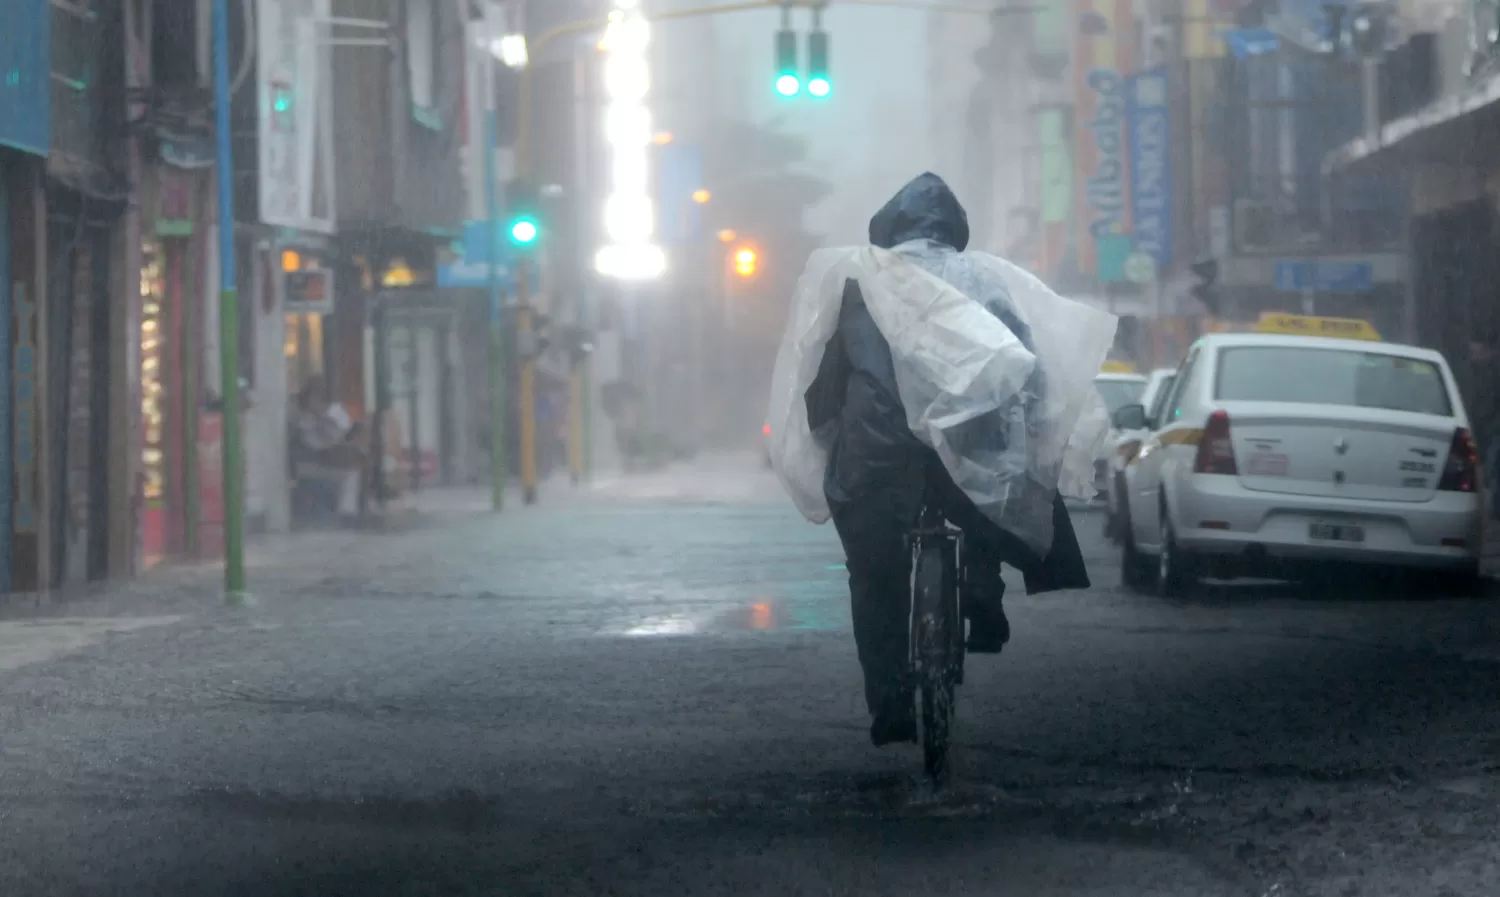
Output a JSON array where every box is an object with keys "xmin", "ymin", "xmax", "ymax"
[{"xmin": 907, "ymin": 463, "xmax": 967, "ymax": 783}]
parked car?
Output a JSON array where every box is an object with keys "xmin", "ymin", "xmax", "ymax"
[
  {"xmin": 1114, "ymin": 319, "xmax": 1482, "ymax": 596},
  {"xmin": 1103, "ymin": 367, "xmax": 1178, "ymax": 540},
  {"xmin": 1091, "ymin": 369, "xmax": 1149, "ymax": 497}
]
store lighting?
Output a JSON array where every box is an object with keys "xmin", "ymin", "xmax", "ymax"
[
  {"xmin": 596, "ymin": 0, "xmax": 662, "ymax": 281},
  {"xmin": 595, "ymin": 244, "xmax": 667, "ymax": 280},
  {"xmin": 491, "ymin": 33, "xmax": 529, "ymax": 69}
]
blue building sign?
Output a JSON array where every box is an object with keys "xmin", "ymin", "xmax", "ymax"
[
  {"xmin": 1125, "ymin": 66, "xmax": 1173, "ymax": 273},
  {"xmin": 437, "ymin": 219, "xmax": 516, "ymax": 289},
  {"xmin": 0, "ymin": 0, "xmax": 52, "ymax": 156},
  {"xmin": 1274, "ymin": 259, "xmax": 1375, "ymax": 294}
]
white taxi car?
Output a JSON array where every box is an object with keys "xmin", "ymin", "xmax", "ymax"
[
  {"xmin": 1116, "ymin": 319, "xmax": 1482, "ymax": 595},
  {"xmin": 1103, "ymin": 367, "xmax": 1178, "ymax": 540},
  {"xmin": 1092, "ymin": 367, "xmax": 1149, "ymax": 497}
]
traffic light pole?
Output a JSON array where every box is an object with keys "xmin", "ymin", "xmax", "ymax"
[
  {"xmin": 483, "ymin": 81, "xmax": 507, "ymax": 512},
  {"xmin": 212, "ymin": 0, "xmax": 245, "ymax": 601}
]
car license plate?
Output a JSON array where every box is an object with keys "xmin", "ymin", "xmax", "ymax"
[{"xmin": 1309, "ymin": 522, "xmax": 1364, "ymax": 542}]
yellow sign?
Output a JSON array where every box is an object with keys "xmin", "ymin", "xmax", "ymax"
[
  {"xmin": 1253, "ymin": 313, "xmax": 1381, "ymax": 342},
  {"xmin": 1100, "ymin": 360, "xmax": 1138, "ymax": 374}
]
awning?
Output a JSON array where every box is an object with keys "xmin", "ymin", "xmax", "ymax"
[{"xmin": 1325, "ymin": 69, "xmax": 1500, "ymax": 175}]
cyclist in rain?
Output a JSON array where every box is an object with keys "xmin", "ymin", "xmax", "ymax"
[{"xmin": 801, "ymin": 173, "xmax": 1092, "ymax": 746}]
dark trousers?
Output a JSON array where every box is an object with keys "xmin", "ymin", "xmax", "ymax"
[
  {"xmin": 831, "ymin": 486, "xmax": 1008, "ymax": 716},
  {"xmin": 830, "ymin": 468, "xmax": 1087, "ymax": 716}
]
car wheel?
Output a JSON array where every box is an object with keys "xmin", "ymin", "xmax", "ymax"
[
  {"xmin": 1108, "ymin": 472, "xmax": 1131, "ymax": 543},
  {"xmin": 1157, "ymin": 512, "xmax": 1195, "ymax": 599},
  {"xmin": 1120, "ymin": 504, "xmax": 1154, "ymax": 591}
]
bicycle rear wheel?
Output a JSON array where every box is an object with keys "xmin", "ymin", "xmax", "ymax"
[{"xmin": 913, "ymin": 538, "xmax": 959, "ymax": 783}]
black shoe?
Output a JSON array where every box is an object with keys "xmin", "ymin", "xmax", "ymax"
[
  {"xmin": 870, "ymin": 695, "xmax": 917, "ymax": 746},
  {"xmin": 966, "ymin": 605, "xmax": 1010, "ymax": 654}
]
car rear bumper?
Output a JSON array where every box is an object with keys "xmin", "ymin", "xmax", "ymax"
[{"xmin": 1173, "ymin": 474, "xmax": 1483, "ymax": 570}]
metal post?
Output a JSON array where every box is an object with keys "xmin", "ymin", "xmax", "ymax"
[
  {"xmin": 483, "ymin": 62, "xmax": 506, "ymax": 511},
  {"xmin": 518, "ymin": 273, "xmax": 537, "ymax": 503},
  {"xmin": 1361, "ymin": 58, "xmax": 1381, "ymax": 148},
  {"xmin": 212, "ymin": 0, "xmax": 245, "ymax": 599},
  {"xmin": 1302, "ymin": 286, "xmax": 1316, "ymax": 316}
]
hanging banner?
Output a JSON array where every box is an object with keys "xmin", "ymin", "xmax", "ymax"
[
  {"xmin": 1072, "ymin": 0, "xmax": 1136, "ymax": 281},
  {"xmin": 1125, "ymin": 66, "xmax": 1173, "ymax": 274},
  {"xmin": 257, "ymin": 0, "xmax": 336, "ymax": 233}
]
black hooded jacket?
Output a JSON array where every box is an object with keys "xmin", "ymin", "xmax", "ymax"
[{"xmin": 803, "ymin": 173, "xmax": 1088, "ymax": 593}]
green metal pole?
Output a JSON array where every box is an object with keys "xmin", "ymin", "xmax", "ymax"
[
  {"xmin": 213, "ymin": 0, "xmax": 245, "ymax": 598},
  {"xmin": 484, "ymin": 102, "xmax": 507, "ymax": 509}
]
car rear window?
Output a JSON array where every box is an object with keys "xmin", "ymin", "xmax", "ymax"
[
  {"xmin": 1095, "ymin": 379, "xmax": 1146, "ymax": 414},
  {"xmin": 1215, "ymin": 346, "xmax": 1452, "ymax": 416}
]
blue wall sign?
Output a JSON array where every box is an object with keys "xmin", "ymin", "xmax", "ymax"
[
  {"xmin": 1125, "ymin": 66, "xmax": 1174, "ymax": 273},
  {"xmin": 438, "ymin": 219, "xmax": 517, "ymax": 289},
  {"xmin": 0, "ymin": 0, "xmax": 52, "ymax": 156},
  {"xmin": 1274, "ymin": 259, "xmax": 1375, "ymax": 293}
]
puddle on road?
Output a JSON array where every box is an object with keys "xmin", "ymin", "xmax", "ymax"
[
  {"xmin": 606, "ymin": 595, "xmax": 848, "ymax": 637},
  {"xmin": 601, "ymin": 567, "xmax": 849, "ymax": 638}
]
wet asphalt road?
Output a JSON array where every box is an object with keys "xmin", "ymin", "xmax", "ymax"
[{"xmin": 2, "ymin": 460, "xmax": 1499, "ymax": 896}]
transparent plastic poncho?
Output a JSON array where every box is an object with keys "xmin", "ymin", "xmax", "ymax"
[{"xmin": 767, "ymin": 242, "xmax": 1117, "ymax": 557}]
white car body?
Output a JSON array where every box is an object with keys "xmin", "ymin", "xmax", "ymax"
[
  {"xmin": 1104, "ymin": 368, "xmax": 1178, "ymax": 535},
  {"xmin": 1092, "ymin": 372, "xmax": 1149, "ymax": 495},
  {"xmin": 1119, "ymin": 333, "xmax": 1482, "ymax": 590}
]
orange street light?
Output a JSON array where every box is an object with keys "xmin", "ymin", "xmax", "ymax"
[
  {"xmin": 717, "ymin": 229, "xmax": 737, "ymax": 243},
  {"xmin": 733, "ymin": 246, "xmax": 758, "ymax": 277},
  {"xmin": 652, "ymin": 131, "xmax": 674, "ymax": 145},
  {"xmin": 692, "ymin": 188, "xmax": 711, "ymax": 204}
]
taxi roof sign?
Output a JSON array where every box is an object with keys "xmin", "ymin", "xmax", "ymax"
[
  {"xmin": 1100, "ymin": 360, "xmax": 1138, "ymax": 374},
  {"xmin": 1253, "ymin": 313, "xmax": 1381, "ymax": 342}
]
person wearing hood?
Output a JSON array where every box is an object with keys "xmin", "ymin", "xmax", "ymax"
[{"xmin": 803, "ymin": 173, "xmax": 1090, "ymax": 746}]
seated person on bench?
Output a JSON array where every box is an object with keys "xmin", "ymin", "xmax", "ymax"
[{"xmin": 293, "ymin": 375, "xmax": 367, "ymax": 521}]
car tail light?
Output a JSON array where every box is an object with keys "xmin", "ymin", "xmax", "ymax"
[
  {"xmin": 763, "ymin": 424, "xmax": 771, "ymax": 437},
  {"xmin": 1193, "ymin": 410, "xmax": 1238, "ymax": 475},
  {"xmin": 1438, "ymin": 427, "xmax": 1478, "ymax": 492}
]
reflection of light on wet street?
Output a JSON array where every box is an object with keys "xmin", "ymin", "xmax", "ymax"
[{"xmin": 620, "ymin": 616, "xmax": 699, "ymax": 636}]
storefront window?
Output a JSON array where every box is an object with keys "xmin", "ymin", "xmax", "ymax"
[{"xmin": 139, "ymin": 239, "xmax": 166, "ymax": 562}]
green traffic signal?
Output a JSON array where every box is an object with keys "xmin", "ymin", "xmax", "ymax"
[
  {"xmin": 509, "ymin": 216, "xmax": 539, "ymax": 245},
  {"xmin": 807, "ymin": 31, "xmax": 830, "ymax": 99},
  {"xmin": 775, "ymin": 29, "xmax": 799, "ymax": 97}
]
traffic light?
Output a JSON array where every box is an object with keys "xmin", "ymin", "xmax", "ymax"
[
  {"xmin": 1347, "ymin": 2, "xmax": 1387, "ymax": 57},
  {"xmin": 807, "ymin": 30, "xmax": 830, "ymax": 98},
  {"xmin": 775, "ymin": 29, "xmax": 800, "ymax": 97},
  {"xmin": 733, "ymin": 246, "xmax": 758, "ymax": 278},
  {"xmin": 1189, "ymin": 257, "xmax": 1220, "ymax": 315},
  {"xmin": 504, "ymin": 180, "xmax": 542, "ymax": 248}
]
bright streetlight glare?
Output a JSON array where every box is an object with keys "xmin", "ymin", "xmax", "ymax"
[
  {"xmin": 776, "ymin": 74, "xmax": 801, "ymax": 97},
  {"xmin": 735, "ymin": 248, "xmax": 756, "ymax": 266},
  {"xmin": 692, "ymin": 189, "xmax": 711, "ymax": 204},
  {"xmin": 808, "ymin": 77, "xmax": 831, "ymax": 98},
  {"xmin": 718, "ymin": 229, "xmax": 737, "ymax": 243}
]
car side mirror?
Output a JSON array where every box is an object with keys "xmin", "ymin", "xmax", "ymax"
[{"xmin": 1112, "ymin": 403, "xmax": 1148, "ymax": 432}]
